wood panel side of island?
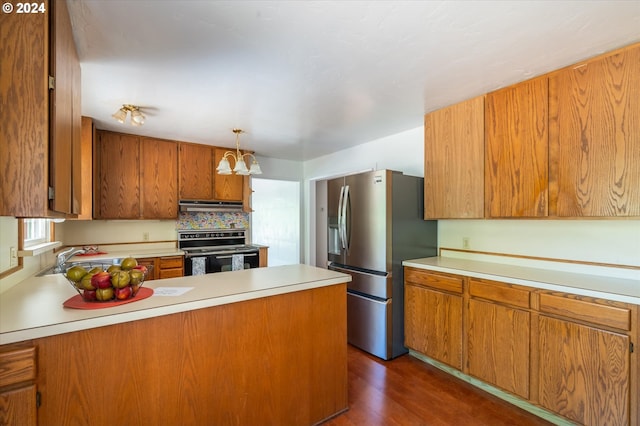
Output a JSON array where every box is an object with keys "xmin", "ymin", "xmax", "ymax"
[{"xmin": 34, "ymin": 283, "xmax": 348, "ymax": 426}]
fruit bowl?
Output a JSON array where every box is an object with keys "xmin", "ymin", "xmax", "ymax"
[{"xmin": 64, "ymin": 257, "xmax": 152, "ymax": 302}]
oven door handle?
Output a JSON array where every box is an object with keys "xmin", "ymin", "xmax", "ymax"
[{"xmin": 215, "ymin": 253, "xmax": 258, "ymax": 259}]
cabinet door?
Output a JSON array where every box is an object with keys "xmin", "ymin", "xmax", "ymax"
[
  {"xmin": 467, "ymin": 299, "xmax": 530, "ymax": 399},
  {"xmin": 137, "ymin": 257, "xmax": 157, "ymax": 281},
  {"xmin": 49, "ymin": 0, "xmax": 80, "ymax": 214},
  {"xmin": 179, "ymin": 143, "xmax": 214, "ymax": 200},
  {"xmin": 0, "ymin": 6, "xmax": 48, "ymax": 217},
  {"xmin": 141, "ymin": 138, "xmax": 178, "ymax": 219},
  {"xmin": 485, "ymin": 77, "xmax": 548, "ymax": 217},
  {"xmin": 214, "ymin": 148, "xmax": 244, "ymax": 201},
  {"xmin": 424, "ymin": 96, "xmax": 485, "ymax": 219},
  {"xmin": 405, "ymin": 283, "xmax": 462, "ymax": 369},
  {"xmin": 537, "ymin": 315, "xmax": 630, "ymax": 426},
  {"xmin": 0, "ymin": 384, "xmax": 37, "ymax": 426},
  {"xmin": 94, "ymin": 132, "xmax": 140, "ymax": 219},
  {"xmin": 549, "ymin": 44, "xmax": 640, "ymax": 217}
]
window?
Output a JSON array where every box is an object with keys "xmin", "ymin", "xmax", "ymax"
[
  {"xmin": 23, "ymin": 218, "xmax": 52, "ymax": 247},
  {"xmin": 251, "ymin": 179, "xmax": 300, "ymax": 266}
]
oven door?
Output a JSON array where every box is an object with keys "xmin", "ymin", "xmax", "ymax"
[
  {"xmin": 213, "ymin": 250, "xmax": 259, "ymax": 272},
  {"xmin": 184, "ymin": 249, "xmax": 259, "ymax": 276}
]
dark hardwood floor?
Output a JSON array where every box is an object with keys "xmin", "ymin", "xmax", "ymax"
[{"xmin": 323, "ymin": 345, "xmax": 553, "ymax": 426}]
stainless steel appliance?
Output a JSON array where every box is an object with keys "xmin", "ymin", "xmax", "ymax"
[
  {"xmin": 179, "ymin": 229, "xmax": 259, "ymax": 275},
  {"xmin": 327, "ymin": 170, "xmax": 437, "ymax": 360}
]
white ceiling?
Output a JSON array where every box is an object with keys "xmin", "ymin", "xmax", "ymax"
[{"xmin": 68, "ymin": 0, "xmax": 640, "ymax": 161}]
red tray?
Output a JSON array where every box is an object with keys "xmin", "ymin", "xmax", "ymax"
[{"xmin": 63, "ymin": 287, "xmax": 153, "ymax": 309}]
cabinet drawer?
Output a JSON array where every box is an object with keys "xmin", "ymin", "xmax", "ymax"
[
  {"xmin": 539, "ymin": 292, "xmax": 631, "ymax": 331},
  {"xmin": 159, "ymin": 268, "xmax": 183, "ymax": 279},
  {"xmin": 159, "ymin": 256, "xmax": 183, "ymax": 269},
  {"xmin": 404, "ymin": 268, "xmax": 463, "ymax": 294},
  {"xmin": 469, "ymin": 278, "xmax": 531, "ymax": 309},
  {"xmin": 0, "ymin": 345, "xmax": 36, "ymax": 388}
]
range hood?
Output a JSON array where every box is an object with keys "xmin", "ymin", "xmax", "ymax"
[{"xmin": 179, "ymin": 200, "xmax": 244, "ymax": 212}]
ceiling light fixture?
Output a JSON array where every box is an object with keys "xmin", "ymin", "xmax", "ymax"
[
  {"xmin": 216, "ymin": 129, "xmax": 262, "ymax": 176},
  {"xmin": 112, "ymin": 104, "xmax": 146, "ymax": 126}
]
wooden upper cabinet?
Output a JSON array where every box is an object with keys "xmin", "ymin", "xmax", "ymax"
[
  {"xmin": 424, "ymin": 96, "xmax": 484, "ymax": 219},
  {"xmin": 72, "ymin": 117, "xmax": 94, "ymax": 220},
  {"xmin": 49, "ymin": 0, "xmax": 80, "ymax": 215},
  {"xmin": 179, "ymin": 143, "xmax": 214, "ymax": 200},
  {"xmin": 94, "ymin": 132, "xmax": 141, "ymax": 219},
  {"xmin": 141, "ymin": 138, "xmax": 178, "ymax": 219},
  {"xmin": 0, "ymin": 0, "xmax": 80, "ymax": 217},
  {"xmin": 214, "ymin": 148, "xmax": 244, "ymax": 201},
  {"xmin": 485, "ymin": 77, "xmax": 549, "ymax": 218},
  {"xmin": 549, "ymin": 44, "xmax": 640, "ymax": 217}
]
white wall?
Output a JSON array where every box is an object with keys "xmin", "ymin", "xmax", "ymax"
[{"xmin": 301, "ymin": 126, "xmax": 640, "ymax": 270}]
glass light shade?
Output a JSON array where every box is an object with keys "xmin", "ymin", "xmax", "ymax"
[
  {"xmin": 249, "ymin": 161, "xmax": 262, "ymax": 175},
  {"xmin": 233, "ymin": 157, "xmax": 250, "ymax": 175},
  {"xmin": 112, "ymin": 108, "xmax": 127, "ymax": 123},
  {"xmin": 131, "ymin": 109, "xmax": 145, "ymax": 125},
  {"xmin": 216, "ymin": 158, "xmax": 232, "ymax": 175}
]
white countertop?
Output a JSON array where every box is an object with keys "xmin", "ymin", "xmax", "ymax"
[
  {"xmin": 403, "ymin": 257, "xmax": 640, "ymax": 304},
  {"xmin": 69, "ymin": 248, "xmax": 185, "ymax": 262},
  {"xmin": 0, "ymin": 265, "xmax": 351, "ymax": 345}
]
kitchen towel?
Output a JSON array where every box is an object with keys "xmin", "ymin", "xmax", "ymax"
[
  {"xmin": 232, "ymin": 254, "xmax": 244, "ymax": 271},
  {"xmin": 192, "ymin": 257, "xmax": 206, "ymax": 275}
]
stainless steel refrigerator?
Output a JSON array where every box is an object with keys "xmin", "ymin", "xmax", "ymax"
[{"xmin": 327, "ymin": 169, "xmax": 437, "ymax": 360}]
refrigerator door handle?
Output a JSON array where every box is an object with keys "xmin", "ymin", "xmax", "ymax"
[
  {"xmin": 342, "ymin": 185, "xmax": 350, "ymax": 250},
  {"xmin": 337, "ymin": 185, "xmax": 345, "ymax": 249}
]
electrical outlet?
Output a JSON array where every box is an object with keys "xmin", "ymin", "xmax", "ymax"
[
  {"xmin": 462, "ymin": 237, "xmax": 470, "ymax": 250},
  {"xmin": 10, "ymin": 246, "xmax": 18, "ymax": 267},
  {"xmin": 143, "ymin": 232, "xmax": 150, "ymax": 241}
]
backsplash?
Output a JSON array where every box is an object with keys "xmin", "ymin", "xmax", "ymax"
[{"xmin": 177, "ymin": 212, "xmax": 250, "ymax": 230}]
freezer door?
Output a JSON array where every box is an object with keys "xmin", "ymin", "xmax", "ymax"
[
  {"xmin": 347, "ymin": 291, "xmax": 392, "ymax": 360},
  {"xmin": 344, "ymin": 170, "xmax": 390, "ymax": 272},
  {"xmin": 328, "ymin": 263, "xmax": 391, "ymax": 299}
]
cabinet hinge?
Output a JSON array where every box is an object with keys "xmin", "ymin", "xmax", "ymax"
[
  {"xmin": 48, "ymin": 75, "xmax": 55, "ymax": 90},
  {"xmin": 631, "ymin": 342, "xmax": 635, "ymax": 353},
  {"xmin": 48, "ymin": 186, "xmax": 55, "ymax": 200},
  {"xmin": 36, "ymin": 391, "xmax": 41, "ymax": 408}
]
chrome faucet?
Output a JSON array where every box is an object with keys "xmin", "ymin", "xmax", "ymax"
[{"xmin": 54, "ymin": 247, "xmax": 86, "ymax": 273}]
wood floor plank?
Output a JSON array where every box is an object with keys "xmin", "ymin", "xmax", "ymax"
[{"xmin": 323, "ymin": 345, "xmax": 553, "ymax": 425}]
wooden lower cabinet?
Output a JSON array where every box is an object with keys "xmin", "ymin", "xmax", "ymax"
[
  {"xmin": 137, "ymin": 256, "xmax": 184, "ymax": 281},
  {"xmin": 404, "ymin": 266, "xmax": 639, "ymax": 426},
  {"xmin": 404, "ymin": 269, "xmax": 463, "ymax": 370},
  {"xmin": 538, "ymin": 315, "xmax": 630, "ymax": 426},
  {"xmin": 467, "ymin": 298, "xmax": 530, "ymax": 399},
  {"xmin": 30, "ymin": 284, "xmax": 347, "ymax": 425},
  {"xmin": 0, "ymin": 344, "xmax": 37, "ymax": 426}
]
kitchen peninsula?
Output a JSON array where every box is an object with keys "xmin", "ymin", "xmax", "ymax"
[{"xmin": 0, "ymin": 265, "xmax": 350, "ymax": 426}]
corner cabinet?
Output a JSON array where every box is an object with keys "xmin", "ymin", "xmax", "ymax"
[
  {"xmin": 549, "ymin": 43, "xmax": 640, "ymax": 217},
  {"xmin": 94, "ymin": 131, "xmax": 178, "ymax": 219},
  {"xmin": 404, "ymin": 266, "xmax": 639, "ymax": 426},
  {"xmin": 0, "ymin": 0, "xmax": 82, "ymax": 217},
  {"xmin": 424, "ymin": 96, "xmax": 485, "ymax": 219}
]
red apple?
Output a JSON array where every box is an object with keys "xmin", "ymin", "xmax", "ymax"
[
  {"xmin": 115, "ymin": 286, "xmax": 133, "ymax": 300},
  {"xmin": 91, "ymin": 271, "xmax": 112, "ymax": 289},
  {"xmin": 83, "ymin": 289, "xmax": 97, "ymax": 301},
  {"xmin": 133, "ymin": 265, "xmax": 148, "ymax": 274}
]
